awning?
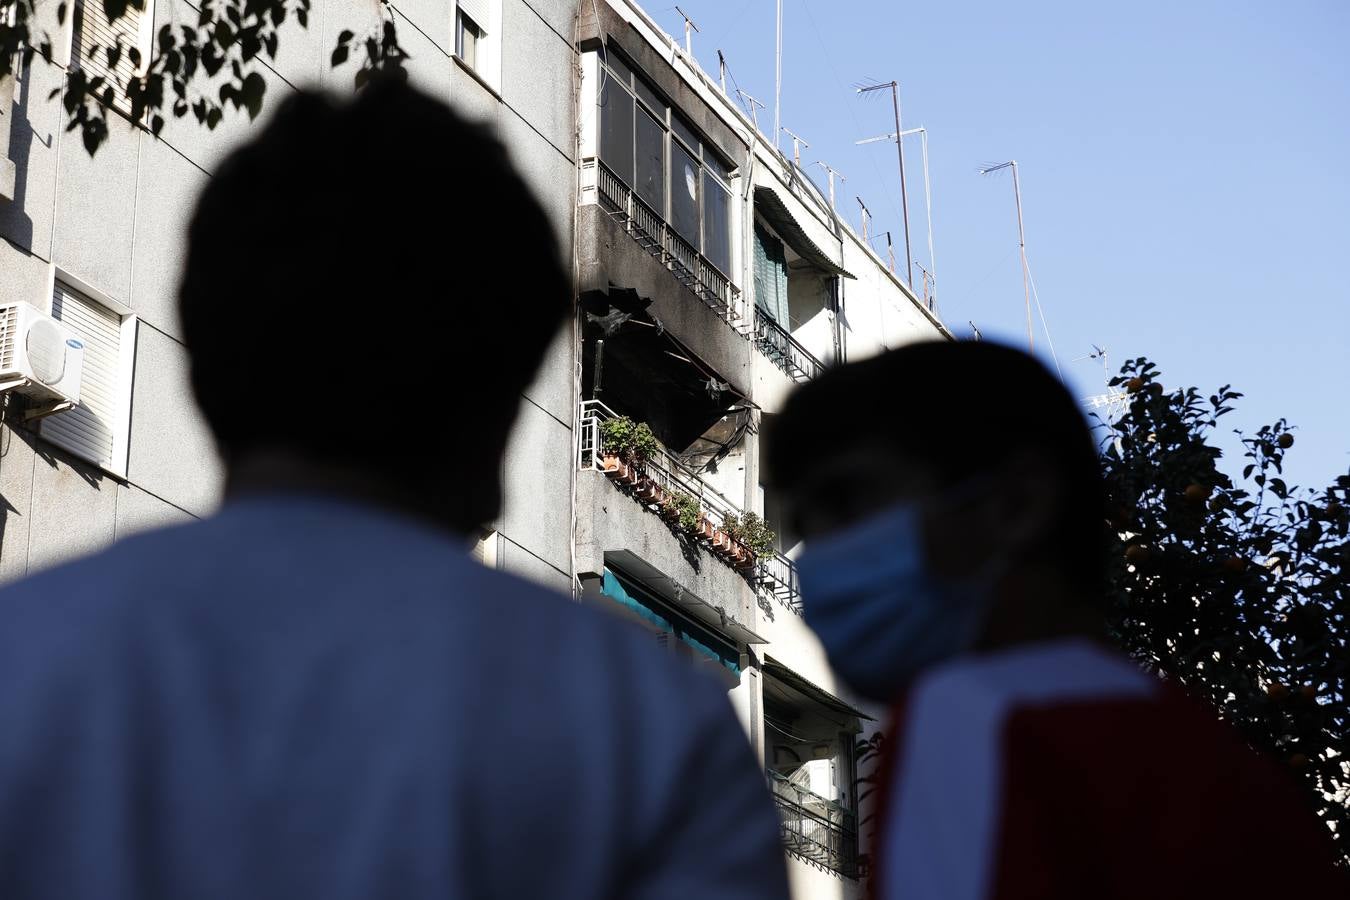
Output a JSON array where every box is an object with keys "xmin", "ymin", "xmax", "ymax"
[
  {"xmin": 763, "ymin": 656, "xmax": 874, "ymax": 721},
  {"xmin": 606, "ymin": 550, "xmax": 769, "ymax": 646},
  {"xmin": 754, "ymin": 187, "xmax": 856, "ymax": 280}
]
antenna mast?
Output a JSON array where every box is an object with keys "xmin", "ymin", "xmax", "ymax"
[
  {"xmin": 774, "ymin": 0, "xmax": 783, "ymax": 149},
  {"xmin": 814, "ymin": 161, "xmax": 846, "ymax": 211},
  {"xmin": 674, "ymin": 6, "xmax": 699, "ymax": 55},
  {"xmin": 980, "ymin": 160, "xmax": 1033, "ymax": 351},
  {"xmin": 858, "ymin": 81, "xmax": 913, "ymax": 289},
  {"xmin": 856, "ymin": 196, "xmax": 872, "ymax": 243}
]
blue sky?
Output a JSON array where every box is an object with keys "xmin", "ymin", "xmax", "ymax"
[{"xmin": 660, "ymin": 0, "xmax": 1350, "ymax": 491}]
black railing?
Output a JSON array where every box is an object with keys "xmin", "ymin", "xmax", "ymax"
[
  {"xmin": 768, "ymin": 771, "xmax": 858, "ymax": 879},
  {"xmin": 591, "ymin": 159, "xmax": 744, "ymax": 327},
  {"xmin": 753, "ymin": 308, "xmax": 827, "ymax": 383}
]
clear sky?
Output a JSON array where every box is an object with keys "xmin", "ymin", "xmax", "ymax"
[{"xmin": 659, "ymin": 0, "xmax": 1349, "ymax": 491}]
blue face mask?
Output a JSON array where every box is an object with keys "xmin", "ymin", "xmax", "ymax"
[{"xmin": 796, "ymin": 500, "xmax": 996, "ymax": 702}]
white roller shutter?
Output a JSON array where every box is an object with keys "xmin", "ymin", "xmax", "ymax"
[
  {"xmin": 41, "ymin": 283, "xmax": 124, "ymax": 470},
  {"xmin": 73, "ymin": 0, "xmax": 145, "ymax": 113},
  {"xmin": 456, "ymin": 0, "xmax": 490, "ymax": 30}
]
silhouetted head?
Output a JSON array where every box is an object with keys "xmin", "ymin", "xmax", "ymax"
[
  {"xmin": 767, "ymin": 341, "xmax": 1106, "ymax": 668},
  {"xmin": 180, "ymin": 78, "xmax": 569, "ymax": 534}
]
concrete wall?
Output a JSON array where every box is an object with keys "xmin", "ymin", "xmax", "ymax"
[{"xmin": 0, "ymin": 0, "xmax": 581, "ymax": 590}]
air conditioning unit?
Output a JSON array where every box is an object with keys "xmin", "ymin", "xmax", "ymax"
[{"xmin": 0, "ymin": 301, "xmax": 84, "ymax": 419}]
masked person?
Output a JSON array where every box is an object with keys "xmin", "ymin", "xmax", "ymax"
[{"xmin": 766, "ymin": 341, "xmax": 1346, "ymax": 899}]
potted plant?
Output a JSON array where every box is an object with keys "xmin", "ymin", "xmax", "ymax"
[
  {"xmin": 722, "ymin": 512, "xmax": 776, "ymax": 568},
  {"xmin": 668, "ymin": 491, "xmax": 703, "ymax": 534}
]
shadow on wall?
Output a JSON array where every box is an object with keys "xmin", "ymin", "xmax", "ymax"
[{"xmin": 1, "ymin": 56, "xmax": 49, "ymax": 250}]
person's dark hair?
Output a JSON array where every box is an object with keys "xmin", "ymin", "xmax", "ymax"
[
  {"xmin": 179, "ymin": 77, "xmax": 569, "ymax": 527},
  {"xmin": 767, "ymin": 340, "xmax": 1106, "ymax": 593}
]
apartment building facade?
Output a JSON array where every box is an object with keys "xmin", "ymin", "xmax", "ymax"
[{"xmin": 0, "ymin": 0, "xmax": 947, "ymax": 895}]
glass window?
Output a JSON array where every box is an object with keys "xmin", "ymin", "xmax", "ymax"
[
  {"xmin": 456, "ymin": 11, "xmax": 482, "ymax": 70},
  {"xmin": 702, "ymin": 173, "xmax": 731, "ymax": 274},
  {"xmin": 603, "ymin": 49, "xmax": 633, "ymax": 88},
  {"xmin": 670, "ymin": 142, "xmax": 700, "ymax": 245},
  {"xmin": 634, "ymin": 75, "xmax": 665, "ymax": 118},
  {"xmin": 635, "ymin": 107, "xmax": 665, "ymax": 213},
  {"xmin": 672, "ymin": 112, "xmax": 700, "ymax": 156},
  {"xmin": 599, "ymin": 77, "xmax": 634, "ymax": 185}
]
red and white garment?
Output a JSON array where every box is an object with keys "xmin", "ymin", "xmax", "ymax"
[{"xmin": 871, "ymin": 639, "xmax": 1347, "ymax": 899}]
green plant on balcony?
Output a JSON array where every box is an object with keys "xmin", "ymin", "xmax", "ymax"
[
  {"xmin": 661, "ymin": 490, "xmax": 703, "ymax": 532},
  {"xmin": 599, "ymin": 416, "xmax": 661, "ymax": 465},
  {"xmin": 721, "ymin": 512, "xmax": 777, "ymax": 557}
]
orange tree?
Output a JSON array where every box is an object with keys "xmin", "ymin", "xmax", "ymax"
[{"xmin": 1099, "ymin": 358, "xmax": 1349, "ymax": 862}]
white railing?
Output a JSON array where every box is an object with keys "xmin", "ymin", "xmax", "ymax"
[
  {"xmin": 579, "ymin": 399, "xmax": 803, "ymax": 616},
  {"xmin": 586, "ymin": 158, "xmax": 748, "ymax": 332}
]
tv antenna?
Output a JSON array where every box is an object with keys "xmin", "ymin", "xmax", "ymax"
[
  {"xmin": 856, "ymin": 196, "xmax": 872, "ymax": 243},
  {"xmin": 674, "ymin": 7, "xmax": 700, "ymax": 56},
  {"xmin": 781, "ymin": 127, "xmax": 809, "ymax": 170},
  {"xmin": 814, "ymin": 161, "xmax": 846, "ymax": 211},
  {"xmin": 736, "ymin": 89, "xmax": 766, "ymax": 134},
  {"xmin": 857, "ymin": 81, "xmax": 914, "ymax": 289},
  {"xmin": 860, "ymin": 125, "xmax": 936, "ymax": 307},
  {"xmin": 979, "ymin": 160, "xmax": 1032, "ymax": 351}
]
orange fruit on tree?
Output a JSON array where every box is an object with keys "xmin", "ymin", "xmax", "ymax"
[
  {"xmin": 1267, "ymin": 683, "xmax": 1290, "ymax": 701},
  {"xmin": 1126, "ymin": 377, "xmax": 1145, "ymax": 393},
  {"xmin": 1300, "ymin": 684, "xmax": 1318, "ymax": 702},
  {"xmin": 1184, "ymin": 484, "xmax": 1209, "ymax": 505},
  {"xmin": 1278, "ymin": 433, "xmax": 1294, "ymax": 449},
  {"xmin": 1125, "ymin": 544, "xmax": 1150, "ymax": 565},
  {"xmin": 1222, "ymin": 556, "xmax": 1248, "ymax": 575}
]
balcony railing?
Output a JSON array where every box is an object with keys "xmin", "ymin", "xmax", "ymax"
[
  {"xmin": 579, "ymin": 399, "xmax": 803, "ymax": 617},
  {"xmin": 587, "ymin": 158, "xmax": 747, "ymax": 331},
  {"xmin": 752, "ymin": 308, "xmax": 827, "ymax": 383},
  {"xmin": 768, "ymin": 771, "xmax": 859, "ymax": 879}
]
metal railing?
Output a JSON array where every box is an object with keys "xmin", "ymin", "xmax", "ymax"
[
  {"xmin": 588, "ymin": 158, "xmax": 746, "ymax": 330},
  {"xmin": 752, "ymin": 308, "xmax": 827, "ymax": 383},
  {"xmin": 579, "ymin": 399, "xmax": 803, "ymax": 617},
  {"xmin": 768, "ymin": 771, "xmax": 859, "ymax": 879}
]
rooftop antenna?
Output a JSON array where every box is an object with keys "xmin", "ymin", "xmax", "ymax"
[
  {"xmin": 856, "ymin": 196, "xmax": 872, "ymax": 243},
  {"xmin": 736, "ymin": 89, "xmax": 766, "ymax": 134},
  {"xmin": 716, "ymin": 49, "xmax": 727, "ymax": 95},
  {"xmin": 968, "ymin": 321, "xmax": 983, "ymax": 341},
  {"xmin": 914, "ymin": 259, "xmax": 934, "ymax": 310},
  {"xmin": 814, "ymin": 161, "xmax": 846, "ymax": 211},
  {"xmin": 674, "ymin": 6, "xmax": 700, "ymax": 56},
  {"xmin": 859, "ymin": 125, "xmax": 936, "ymax": 307},
  {"xmin": 774, "ymin": 0, "xmax": 783, "ymax": 149},
  {"xmin": 857, "ymin": 81, "xmax": 914, "ymax": 289},
  {"xmin": 781, "ymin": 127, "xmax": 809, "ymax": 170},
  {"xmin": 980, "ymin": 160, "xmax": 1033, "ymax": 352},
  {"xmin": 884, "ymin": 231, "xmax": 896, "ymax": 274}
]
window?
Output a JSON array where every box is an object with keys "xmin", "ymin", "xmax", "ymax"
[
  {"xmin": 453, "ymin": 0, "xmax": 499, "ymax": 87},
  {"xmin": 597, "ymin": 48, "xmax": 736, "ymax": 278},
  {"xmin": 40, "ymin": 281, "xmax": 134, "ymax": 475},
  {"xmin": 455, "ymin": 8, "xmax": 482, "ymax": 71},
  {"xmin": 71, "ymin": 0, "xmax": 151, "ymax": 116},
  {"xmin": 754, "ymin": 223, "xmax": 789, "ymax": 326}
]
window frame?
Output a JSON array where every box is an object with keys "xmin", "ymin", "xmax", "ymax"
[
  {"xmin": 597, "ymin": 47, "xmax": 736, "ymax": 279},
  {"xmin": 38, "ymin": 268, "xmax": 137, "ymax": 478},
  {"xmin": 455, "ymin": 8, "xmax": 483, "ymax": 72}
]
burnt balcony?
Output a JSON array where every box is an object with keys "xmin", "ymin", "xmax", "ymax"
[{"xmin": 588, "ymin": 158, "xmax": 745, "ymax": 328}]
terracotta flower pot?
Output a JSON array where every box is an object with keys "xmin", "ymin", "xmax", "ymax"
[
  {"xmin": 698, "ymin": 518, "xmax": 716, "ymax": 542},
  {"xmin": 635, "ymin": 479, "xmax": 660, "ymax": 502},
  {"xmin": 601, "ymin": 454, "xmax": 625, "ymax": 476}
]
